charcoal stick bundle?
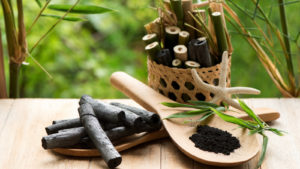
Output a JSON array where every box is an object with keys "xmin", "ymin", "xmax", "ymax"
[{"xmin": 42, "ymin": 95, "xmax": 162, "ymax": 169}]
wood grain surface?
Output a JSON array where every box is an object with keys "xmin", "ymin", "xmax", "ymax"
[{"xmin": 0, "ymin": 98, "xmax": 298, "ymax": 169}]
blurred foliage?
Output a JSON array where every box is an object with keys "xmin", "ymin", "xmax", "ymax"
[{"xmin": 1, "ymin": 0, "xmax": 299, "ymax": 98}]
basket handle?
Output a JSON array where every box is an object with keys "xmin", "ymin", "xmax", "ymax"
[{"xmin": 110, "ymin": 71, "xmax": 175, "ymax": 113}]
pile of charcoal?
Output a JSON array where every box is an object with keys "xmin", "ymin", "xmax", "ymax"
[{"xmin": 42, "ymin": 95, "xmax": 162, "ymax": 168}]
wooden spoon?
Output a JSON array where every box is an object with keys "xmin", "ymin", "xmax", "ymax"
[{"xmin": 108, "ymin": 72, "xmax": 280, "ymax": 167}]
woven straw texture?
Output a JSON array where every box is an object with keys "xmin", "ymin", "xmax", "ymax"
[{"xmin": 147, "ymin": 56, "xmax": 231, "ymax": 103}]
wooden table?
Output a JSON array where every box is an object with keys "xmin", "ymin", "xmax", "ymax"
[{"xmin": 0, "ymin": 98, "xmax": 299, "ymax": 169}]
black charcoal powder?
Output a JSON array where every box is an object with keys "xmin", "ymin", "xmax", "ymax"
[{"xmin": 189, "ymin": 125, "xmax": 241, "ymax": 155}]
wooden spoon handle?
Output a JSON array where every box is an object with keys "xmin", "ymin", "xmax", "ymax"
[
  {"xmin": 110, "ymin": 71, "xmax": 280, "ymax": 122},
  {"xmin": 111, "ymin": 71, "xmax": 172, "ymax": 114}
]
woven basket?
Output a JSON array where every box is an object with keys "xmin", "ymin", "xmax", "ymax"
[{"xmin": 147, "ymin": 56, "xmax": 231, "ymax": 103}]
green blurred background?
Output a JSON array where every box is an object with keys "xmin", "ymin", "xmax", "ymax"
[{"xmin": 1, "ymin": 0, "xmax": 299, "ymax": 98}]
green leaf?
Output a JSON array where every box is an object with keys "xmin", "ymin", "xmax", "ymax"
[
  {"xmin": 197, "ymin": 112, "xmax": 214, "ymax": 122},
  {"xmin": 266, "ymin": 128, "xmax": 285, "ymax": 136},
  {"xmin": 35, "ymin": 0, "xmax": 42, "ymax": 8},
  {"xmin": 161, "ymin": 102, "xmax": 210, "ymax": 109},
  {"xmin": 164, "ymin": 110, "xmax": 208, "ymax": 119},
  {"xmin": 187, "ymin": 100, "xmax": 220, "ymax": 108},
  {"xmin": 210, "ymin": 108, "xmax": 256, "ymax": 129},
  {"xmin": 48, "ymin": 4, "xmax": 115, "ymax": 14},
  {"xmin": 249, "ymin": 127, "xmax": 263, "ymax": 135},
  {"xmin": 256, "ymin": 134, "xmax": 268, "ymax": 169},
  {"xmin": 238, "ymin": 99, "xmax": 265, "ymax": 128},
  {"xmin": 41, "ymin": 14, "xmax": 86, "ymax": 22}
]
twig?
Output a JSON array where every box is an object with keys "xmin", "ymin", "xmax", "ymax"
[
  {"xmin": 27, "ymin": 0, "xmax": 52, "ymax": 34},
  {"xmin": 30, "ymin": 0, "xmax": 81, "ymax": 53}
]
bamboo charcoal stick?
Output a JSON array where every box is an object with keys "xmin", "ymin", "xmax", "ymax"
[
  {"xmin": 123, "ymin": 110, "xmax": 143, "ymax": 128},
  {"xmin": 52, "ymin": 119, "xmax": 68, "ymax": 124},
  {"xmin": 51, "ymin": 118, "xmax": 122, "ymax": 131},
  {"xmin": 79, "ymin": 103, "xmax": 122, "ymax": 169},
  {"xmin": 178, "ymin": 31, "xmax": 190, "ymax": 46},
  {"xmin": 164, "ymin": 26, "xmax": 181, "ymax": 58},
  {"xmin": 157, "ymin": 49, "xmax": 172, "ymax": 67},
  {"xmin": 142, "ymin": 33, "xmax": 158, "ymax": 45},
  {"xmin": 42, "ymin": 127, "xmax": 86, "ymax": 149},
  {"xmin": 192, "ymin": 9, "xmax": 206, "ymax": 37},
  {"xmin": 211, "ymin": 12, "xmax": 228, "ymax": 56},
  {"xmin": 110, "ymin": 102, "xmax": 161, "ymax": 125},
  {"xmin": 188, "ymin": 39, "xmax": 198, "ymax": 61},
  {"xmin": 172, "ymin": 59, "xmax": 182, "ymax": 68},
  {"xmin": 145, "ymin": 42, "xmax": 161, "ymax": 62},
  {"xmin": 46, "ymin": 118, "xmax": 81, "ymax": 134},
  {"xmin": 182, "ymin": 0, "xmax": 195, "ymax": 39},
  {"xmin": 43, "ymin": 121, "xmax": 162, "ymax": 150},
  {"xmin": 185, "ymin": 61, "xmax": 200, "ymax": 68},
  {"xmin": 170, "ymin": 0, "xmax": 184, "ymax": 29},
  {"xmin": 193, "ymin": 37, "xmax": 213, "ymax": 67},
  {"xmin": 174, "ymin": 45, "xmax": 188, "ymax": 61},
  {"xmin": 79, "ymin": 95, "xmax": 125, "ymax": 124}
]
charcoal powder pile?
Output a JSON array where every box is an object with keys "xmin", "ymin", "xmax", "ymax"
[{"xmin": 189, "ymin": 125, "xmax": 240, "ymax": 155}]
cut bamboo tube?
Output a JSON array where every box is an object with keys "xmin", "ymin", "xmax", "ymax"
[
  {"xmin": 164, "ymin": 26, "xmax": 181, "ymax": 58},
  {"xmin": 185, "ymin": 61, "xmax": 200, "ymax": 68},
  {"xmin": 211, "ymin": 11, "xmax": 228, "ymax": 56},
  {"xmin": 172, "ymin": 59, "xmax": 182, "ymax": 68},
  {"xmin": 174, "ymin": 45, "xmax": 188, "ymax": 61},
  {"xmin": 178, "ymin": 31, "xmax": 190, "ymax": 46},
  {"xmin": 170, "ymin": 0, "xmax": 184, "ymax": 29},
  {"xmin": 145, "ymin": 41, "xmax": 161, "ymax": 61},
  {"xmin": 182, "ymin": 0, "xmax": 195, "ymax": 39},
  {"xmin": 142, "ymin": 33, "xmax": 158, "ymax": 45}
]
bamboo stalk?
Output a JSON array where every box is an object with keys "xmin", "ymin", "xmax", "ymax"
[
  {"xmin": 278, "ymin": 0, "xmax": 296, "ymax": 95},
  {"xmin": 211, "ymin": 12, "xmax": 228, "ymax": 57},
  {"xmin": 0, "ymin": 27, "xmax": 7, "ymax": 98},
  {"xmin": 9, "ymin": 63, "xmax": 20, "ymax": 98},
  {"xmin": 170, "ymin": 0, "xmax": 184, "ymax": 29},
  {"xmin": 1, "ymin": 0, "xmax": 21, "ymax": 98}
]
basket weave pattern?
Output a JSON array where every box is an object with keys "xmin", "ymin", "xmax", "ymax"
[{"xmin": 147, "ymin": 57, "xmax": 231, "ymax": 103}]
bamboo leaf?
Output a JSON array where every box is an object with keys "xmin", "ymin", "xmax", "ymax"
[
  {"xmin": 266, "ymin": 127, "xmax": 285, "ymax": 136},
  {"xmin": 237, "ymin": 99, "xmax": 265, "ymax": 128},
  {"xmin": 48, "ymin": 4, "xmax": 115, "ymax": 14},
  {"xmin": 35, "ymin": 0, "xmax": 42, "ymax": 8},
  {"xmin": 41, "ymin": 14, "xmax": 86, "ymax": 22},
  {"xmin": 161, "ymin": 102, "xmax": 210, "ymax": 109},
  {"xmin": 210, "ymin": 108, "xmax": 256, "ymax": 129},
  {"xmin": 164, "ymin": 110, "xmax": 207, "ymax": 119},
  {"xmin": 197, "ymin": 112, "xmax": 214, "ymax": 122},
  {"xmin": 256, "ymin": 134, "xmax": 268, "ymax": 169},
  {"xmin": 188, "ymin": 100, "xmax": 220, "ymax": 108},
  {"xmin": 249, "ymin": 127, "xmax": 263, "ymax": 135}
]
